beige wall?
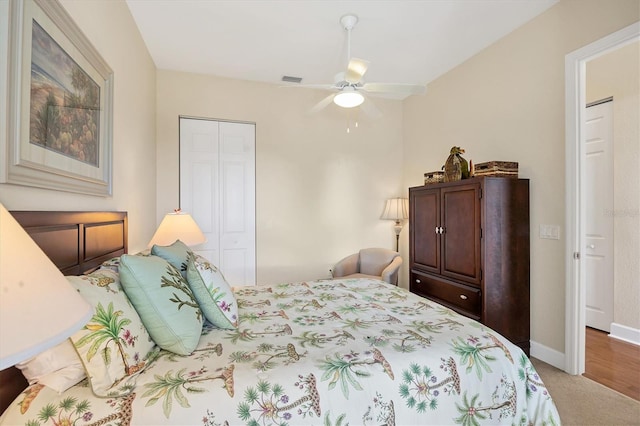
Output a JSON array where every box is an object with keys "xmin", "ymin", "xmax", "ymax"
[
  {"xmin": 156, "ymin": 70, "xmax": 405, "ymax": 285},
  {"xmin": 1, "ymin": 0, "xmax": 637, "ymax": 360},
  {"xmin": 0, "ymin": 0, "xmax": 157, "ymax": 253},
  {"xmin": 586, "ymin": 41, "xmax": 640, "ymax": 330},
  {"xmin": 403, "ymin": 0, "xmax": 639, "ymax": 354}
]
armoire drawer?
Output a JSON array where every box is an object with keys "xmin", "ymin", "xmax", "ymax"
[{"xmin": 410, "ymin": 271, "xmax": 481, "ymax": 320}]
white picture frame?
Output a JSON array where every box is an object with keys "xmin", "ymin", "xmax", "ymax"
[{"xmin": 2, "ymin": 0, "xmax": 113, "ymax": 196}]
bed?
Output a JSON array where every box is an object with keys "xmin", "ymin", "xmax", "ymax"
[{"xmin": 0, "ymin": 211, "xmax": 560, "ymax": 425}]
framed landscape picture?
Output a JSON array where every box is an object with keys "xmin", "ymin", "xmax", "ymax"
[{"xmin": 3, "ymin": 0, "xmax": 113, "ymax": 196}]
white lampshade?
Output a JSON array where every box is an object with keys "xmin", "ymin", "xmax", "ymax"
[
  {"xmin": 381, "ymin": 198, "xmax": 409, "ymax": 221},
  {"xmin": 333, "ymin": 88, "xmax": 364, "ymax": 108},
  {"xmin": 0, "ymin": 204, "xmax": 93, "ymax": 370},
  {"xmin": 148, "ymin": 210, "xmax": 206, "ymax": 247}
]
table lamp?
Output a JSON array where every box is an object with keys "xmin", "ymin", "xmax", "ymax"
[
  {"xmin": 0, "ymin": 204, "xmax": 93, "ymax": 370},
  {"xmin": 381, "ymin": 197, "xmax": 409, "ymax": 252},
  {"xmin": 147, "ymin": 209, "xmax": 206, "ymax": 247}
]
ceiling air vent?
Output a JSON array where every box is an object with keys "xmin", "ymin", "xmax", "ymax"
[{"xmin": 281, "ymin": 75, "xmax": 302, "ymax": 83}]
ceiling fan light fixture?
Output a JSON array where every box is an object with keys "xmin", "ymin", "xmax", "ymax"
[{"xmin": 333, "ymin": 90, "xmax": 364, "ymax": 108}]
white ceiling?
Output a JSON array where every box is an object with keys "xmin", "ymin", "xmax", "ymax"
[{"xmin": 126, "ymin": 0, "xmax": 558, "ymax": 97}]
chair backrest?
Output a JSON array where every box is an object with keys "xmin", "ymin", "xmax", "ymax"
[{"xmin": 358, "ymin": 248, "xmax": 399, "ymax": 276}]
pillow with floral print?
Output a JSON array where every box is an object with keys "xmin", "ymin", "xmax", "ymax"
[
  {"xmin": 186, "ymin": 253, "xmax": 238, "ymax": 329},
  {"xmin": 67, "ymin": 269, "xmax": 157, "ymax": 397}
]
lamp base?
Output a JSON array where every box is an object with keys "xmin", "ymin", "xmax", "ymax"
[{"xmin": 394, "ymin": 221, "xmax": 403, "ymax": 252}]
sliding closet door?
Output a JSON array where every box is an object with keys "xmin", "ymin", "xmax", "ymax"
[
  {"xmin": 218, "ymin": 121, "xmax": 256, "ymax": 286},
  {"xmin": 180, "ymin": 117, "xmax": 256, "ymax": 286},
  {"xmin": 180, "ymin": 118, "xmax": 220, "ymax": 264}
]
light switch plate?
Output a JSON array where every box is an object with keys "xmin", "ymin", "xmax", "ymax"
[{"xmin": 539, "ymin": 224, "xmax": 561, "ymax": 240}]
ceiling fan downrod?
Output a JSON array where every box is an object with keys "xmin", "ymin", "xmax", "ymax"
[{"xmin": 340, "ymin": 14, "xmax": 358, "ymax": 64}]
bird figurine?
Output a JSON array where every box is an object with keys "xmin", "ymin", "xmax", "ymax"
[{"xmin": 443, "ymin": 146, "xmax": 469, "ymax": 182}]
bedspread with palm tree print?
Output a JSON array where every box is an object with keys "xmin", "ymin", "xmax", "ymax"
[{"xmin": 0, "ymin": 278, "xmax": 560, "ymax": 426}]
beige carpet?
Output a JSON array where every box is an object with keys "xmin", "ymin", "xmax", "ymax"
[{"xmin": 532, "ymin": 358, "xmax": 640, "ymax": 425}]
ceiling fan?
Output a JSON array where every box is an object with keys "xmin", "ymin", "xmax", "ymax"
[{"xmin": 291, "ymin": 14, "xmax": 427, "ymax": 115}]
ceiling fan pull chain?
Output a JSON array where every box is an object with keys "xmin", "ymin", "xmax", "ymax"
[{"xmin": 345, "ymin": 109, "xmax": 358, "ymax": 133}]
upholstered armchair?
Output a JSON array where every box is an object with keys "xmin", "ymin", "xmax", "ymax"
[{"xmin": 331, "ymin": 248, "xmax": 402, "ymax": 285}]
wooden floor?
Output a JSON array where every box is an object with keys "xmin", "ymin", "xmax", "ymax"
[{"xmin": 584, "ymin": 327, "xmax": 640, "ymax": 401}]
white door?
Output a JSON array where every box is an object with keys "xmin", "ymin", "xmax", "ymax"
[
  {"xmin": 180, "ymin": 118, "xmax": 256, "ymax": 286},
  {"xmin": 584, "ymin": 100, "xmax": 614, "ymax": 332},
  {"xmin": 180, "ymin": 118, "xmax": 220, "ymax": 264}
]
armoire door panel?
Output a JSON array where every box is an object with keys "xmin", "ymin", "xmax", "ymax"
[
  {"xmin": 441, "ymin": 184, "xmax": 481, "ymax": 285},
  {"xmin": 411, "ymin": 188, "xmax": 439, "ymax": 273}
]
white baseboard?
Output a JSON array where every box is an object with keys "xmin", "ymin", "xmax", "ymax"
[
  {"xmin": 609, "ymin": 323, "xmax": 640, "ymax": 346},
  {"xmin": 530, "ymin": 325, "xmax": 640, "ymax": 374},
  {"xmin": 530, "ymin": 322, "xmax": 640, "ymax": 371},
  {"xmin": 530, "ymin": 340, "xmax": 565, "ymax": 371}
]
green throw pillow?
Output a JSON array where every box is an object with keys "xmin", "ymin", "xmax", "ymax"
[
  {"xmin": 119, "ymin": 254, "xmax": 203, "ymax": 355},
  {"xmin": 186, "ymin": 253, "xmax": 238, "ymax": 329},
  {"xmin": 151, "ymin": 239, "xmax": 191, "ymax": 278}
]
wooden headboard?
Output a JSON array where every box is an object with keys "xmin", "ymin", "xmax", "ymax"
[{"xmin": 0, "ymin": 211, "xmax": 128, "ymax": 415}]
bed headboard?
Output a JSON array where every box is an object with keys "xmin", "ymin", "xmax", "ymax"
[{"xmin": 0, "ymin": 211, "xmax": 128, "ymax": 415}]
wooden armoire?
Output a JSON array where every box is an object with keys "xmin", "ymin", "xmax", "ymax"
[{"xmin": 409, "ymin": 177, "xmax": 530, "ymax": 355}]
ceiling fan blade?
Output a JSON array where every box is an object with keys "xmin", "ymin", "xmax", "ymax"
[
  {"xmin": 359, "ymin": 94, "xmax": 382, "ymax": 119},
  {"xmin": 361, "ymin": 83, "xmax": 427, "ymax": 95},
  {"xmin": 308, "ymin": 93, "xmax": 336, "ymax": 114},
  {"xmin": 344, "ymin": 58, "xmax": 370, "ymax": 84}
]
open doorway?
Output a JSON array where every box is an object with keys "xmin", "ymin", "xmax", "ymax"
[{"xmin": 564, "ymin": 22, "xmax": 639, "ymax": 376}]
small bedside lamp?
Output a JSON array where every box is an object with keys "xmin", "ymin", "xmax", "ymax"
[
  {"xmin": 0, "ymin": 204, "xmax": 92, "ymax": 370},
  {"xmin": 148, "ymin": 209, "xmax": 206, "ymax": 248},
  {"xmin": 381, "ymin": 198, "xmax": 409, "ymax": 252}
]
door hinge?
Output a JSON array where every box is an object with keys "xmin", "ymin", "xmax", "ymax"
[{"xmin": 573, "ymin": 252, "xmax": 580, "ymax": 260}]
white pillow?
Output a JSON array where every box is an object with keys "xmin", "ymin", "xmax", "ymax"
[
  {"xmin": 15, "ymin": 339, "xmax": 86, "ymax": 393},
  {"xmin": 38, "ymin": 365, "xmax": 87, "ymax": 394}
]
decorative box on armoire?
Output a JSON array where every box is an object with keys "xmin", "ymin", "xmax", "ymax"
[{"xmin": 409, "ymin": 177, "xmax": 530, "ymax": 355}]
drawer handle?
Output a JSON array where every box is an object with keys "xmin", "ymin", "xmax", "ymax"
[
  {"xmin": 459, "ymin": 294, "xmax": 468, "ymax": 300},
  {"xmin": 415, "ymin": 279, "xmax": 421, "ymax": 284}
]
